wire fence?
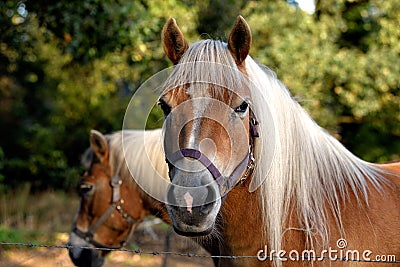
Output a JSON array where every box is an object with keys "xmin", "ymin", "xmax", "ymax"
[{"xmin": 1, "ymin": 241, "xmax": 399, "ymax": 266}]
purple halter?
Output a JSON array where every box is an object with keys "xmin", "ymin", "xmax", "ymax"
[{"xmin": 167, "ymin": 116, "xmax": 259, "ymax": 191}]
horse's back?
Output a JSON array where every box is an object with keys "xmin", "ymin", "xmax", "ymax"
[
  {"xmin": 336, "ymin": 162, "xmax": 400, "ymax": 266},
  {"xmin": 286, "ymin": 162, "xmax": 400, "ymax": 267}
]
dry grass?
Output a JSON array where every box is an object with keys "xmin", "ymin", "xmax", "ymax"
[
  {"xmin": 0, "ymin": 185, "xmax": 79, "ymax": 238},
  {"xmin": 0, "ymin": 187, "xmax": 214, "ymax": 266}
]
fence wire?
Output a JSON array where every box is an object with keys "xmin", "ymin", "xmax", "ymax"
[{"xmin": 0, "ymin": 241, "xmax": 399, "ymax": 265}]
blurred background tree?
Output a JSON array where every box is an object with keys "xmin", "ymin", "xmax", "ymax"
[
  {"xmin": 0, "ymin": 0, "xmax": 398, "ymax": 192},
  {"xmin": 245, "ymin": 0, "xmax": 400, "ymax": 162},
  {"xmin": 196, "ymin": 0, "xmax": 247, "ymax": 38},
  {"xmin": 0, "ymin": 0, "xmax": 196, "ymax": 190}
]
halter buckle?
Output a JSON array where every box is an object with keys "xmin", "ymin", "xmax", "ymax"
[{"xmin": 110, "ymin": 175, "xmax": 122, "ymax": 187}]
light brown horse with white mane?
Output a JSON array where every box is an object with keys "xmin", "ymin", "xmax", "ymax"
[
  {"xmin": 68, "ymin": 129, "xmax": 219, "ymax": 266},
  {"xmin": 159, "ymin": 16, "xmax": 400, "ymax": 266},
  {"xmin": 68, "ymin": 129, "xmax": 170, "ymax": 266}
]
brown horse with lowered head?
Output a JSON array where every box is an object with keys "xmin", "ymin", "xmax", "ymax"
[
  {"xmin": 68, "ymin": 129, "xmax": 219, "ymax": 267},
  {"xmin": 68, "ymin": 129, "xmax": 171, "ymax": 266},
  {"xmin": 158, "ymin": 16, "xmax": 400, "ymax": 266}
]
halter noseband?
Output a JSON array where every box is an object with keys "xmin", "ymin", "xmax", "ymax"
[
  {"xmin": 73, "ymin": 166, "xmax": 140, "ymax": 249},
  {"xmin": 167, "ymin": 114, "xmax": 259, "ymax": 193}
]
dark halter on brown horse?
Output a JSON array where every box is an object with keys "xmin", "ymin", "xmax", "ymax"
[
  {"xmin": 71, "ymin": 171, "xmax": 139, "ymax": 249},
  {"xmin": 68, "ymin": 130, "xmax": 157, "ymax": 267},
  {"xmin": 166, "ymin": 114, "xmax": 259, "ymax": 195}
]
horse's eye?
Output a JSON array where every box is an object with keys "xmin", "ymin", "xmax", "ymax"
[
  {"xmin": 158, "ymin": 99, "xmax": 171, "ymax": 115},
  {"xmin": 234, "ymin": 101, "xmax": 248, "ymax": 113},
  {"xmin": 79, "ymin": 183, "xmax": 94, "ymax": 196}
]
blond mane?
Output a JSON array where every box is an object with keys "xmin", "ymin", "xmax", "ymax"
[
  {"xmin": 106, "ymin": 129, "xmax": 169, "ymax": 200},
  {"xmin": 248, "ymin": 54, "xmax": 388, "ymax": 253}
]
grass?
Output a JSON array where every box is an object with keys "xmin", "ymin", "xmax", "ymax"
[
  {"xmin": 0, "ymin": 186, "xmax": 215, "ymax": 266},
  {"xmin": 0, "ymin": 184, "xmax": 79, "ymax": 246},
  {"xmin": 0, "ymin": 225, "xmax": 43, "ymax": 244}
]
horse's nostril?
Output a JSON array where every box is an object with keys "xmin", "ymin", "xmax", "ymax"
[
  {"xmin": 205, "ymin": 185, "xmax": 215, "ymax": 204},
  {"xmin": 199, "ymin": 185, "xmax": 216, "ymax": 214},
  {"xmin": 200, "ymin": 202, "xmax": 214, "ymax": 214}
]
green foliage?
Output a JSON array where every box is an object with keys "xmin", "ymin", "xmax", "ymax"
[
  {"xmin": 30, "ymin": 0, "xmax": 150, "ymax": 62},
  {"xmin": 196, "ymin": 0, "xmax": 248, "ymax": 38},
  {"xmin": 0, "ymin": 147, "xmax": 5, "ymax": 190},
  {"xmin": 0, "ymin": 0, "xmax": 197, "ymax": 191},
  {"xmin": 244, "ymin": 0, "xmax": 400, "ymax": 162},
  {"xmin": 0, "ymin": 0, "xmax": 399, "ymax": 192}
]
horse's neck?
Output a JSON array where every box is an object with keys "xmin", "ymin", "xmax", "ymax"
[
  {"xmin": 219, "ymin": 179, "xmax": 307, "ymax": 267},
  {"xmin": 218, "ymin": 163, "xmax": 400, "ymax": 267},
  {"xmin": 218, "ymin": 179, "xmax": 265, "ymax": 266}
]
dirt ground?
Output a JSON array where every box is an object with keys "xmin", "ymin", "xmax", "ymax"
[{"xmin": 0, "ymin": 221, "xmax": 215, "ymax": 267}]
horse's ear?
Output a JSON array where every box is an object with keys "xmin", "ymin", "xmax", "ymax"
[
  {"xmin": 162, "ymin": 18, "xmax": 188, "ymax": 65},
  {"xmin": 228, "ymin": 16, "xmax": 252, "ymax": 66},
  {"xmin": 90, "ymin": 129, "xmax": 109, "ymax": 163}
]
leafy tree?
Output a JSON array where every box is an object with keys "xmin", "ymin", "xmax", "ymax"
[
  {"xmin": 246, "ymin": 0, "xmax": 400, "ymax": 162},
  {"xmin": 196, "ymin": 0, "xmax": 248, "ymax": 38},
  {"xmin": 0, "ymin": 0, "xmax": 196, "ymax": 191},
  {"xmin": 0, "ymin": 2, "xmax": 66, "ymax": 190}
]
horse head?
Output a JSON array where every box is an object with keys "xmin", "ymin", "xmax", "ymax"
[
  {"xmin": 160, "ymin": 16, "xmax": 256, "ymax": 236},
  {"xmin": 68, "ymin": 130, "xmax": 147, "ymax": 266}
]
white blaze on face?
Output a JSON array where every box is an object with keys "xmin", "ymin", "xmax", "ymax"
[
  {"xmin": 186, "ymin": 86, "xmax": 212, "ymax": 148},
  {"xmin": 184, "ymin": 191, "xmax": 194, "ymax": 213}
]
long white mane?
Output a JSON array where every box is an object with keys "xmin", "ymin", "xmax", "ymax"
[
  {"xmin": 246, "ymin": 54, "xmax": 387, "ymax": 252},
  {"xmin": 106, "ymin": 129, "xmax": 169, "ymax": 200},
  {"xmin": 164, "ymin": 39, "xmax": 387, "ymax": 257}
]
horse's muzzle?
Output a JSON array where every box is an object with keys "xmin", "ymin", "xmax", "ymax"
[
  {"xmin": 68, "ymin": 232, "xmax": 106, "ymax": 267},
  {"xmin": 165, "ymin": 168, "xmax": 221, "ymax": 236}
]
